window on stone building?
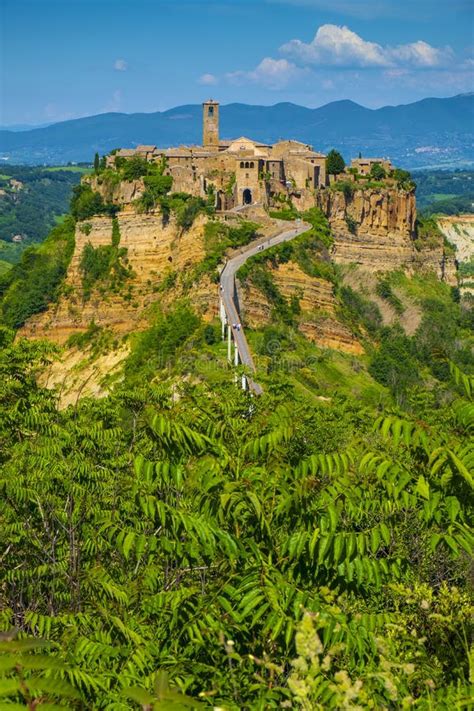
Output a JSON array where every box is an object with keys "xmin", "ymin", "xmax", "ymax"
[
  {"xmin": 208, "ymin": 106, "xmax": 214, "ymax": 116},
  {"xmin": 240, "ymin": 162, "xmax": 244, "ymax": 168},
  {"xmin": 250, "ymin": 162, "xmax": 254, "ymax": 168}
]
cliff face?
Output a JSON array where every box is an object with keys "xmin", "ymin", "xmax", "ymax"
[
  {"xmin": 437, "ymin": 215, "xmax": 474, "ymax": 263},
  {"xmin": 298, "ymin": 187, "xmax": 456, "ymax": 283},
  {"xmin": 87, "ymin": 175, "xmax": 145, "ymax": 206},
  {"xmin": 241, "ymin": 261, "xmax": 363, "ymax": 355},
  {"xmin": 315, "ymin": 188, "xmax": 416, "ymax": 239},
  {"xmin": 19, "ymin": 211, "xmax": 212, "ymax": 344},
  {"xmin": 437, "ymin": 215, "xmax": 474, "ymax": 296}
]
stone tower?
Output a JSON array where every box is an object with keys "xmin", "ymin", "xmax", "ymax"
[{"xmin": 202, "ymin": 100, "xmax": 219, "ymax": 149}]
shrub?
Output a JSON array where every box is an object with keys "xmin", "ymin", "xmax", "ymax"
[
  {"xmin": 414, "ymin": 298, "xmax": 462, "ymax": 378},
  {"xmin": 143, "ymin": 173, "xmax": 172, "ymax": 199},
  {"xmin": 70, "ymin": 184, "xmax": 105, "ymax": 220},
  {"xmin": 125, "ymin": 303, "xmax": 200, "ymax": 378},
  {"xmin": 340, "ymin": 285, "xmax": 382, "ymax": 336},
  {"xmin": 250, "ymin": 267, "xmax": 294, "ymax": 323},
  {"xmin": 269, "ymin": 208, "xmax": 298, "ymax": 221},
  {"xmin": 79, "ymin": 222, "xmax": 92, "ymax": 236},
  {"xmin": 70, "ymin": 183, "xmax": 117, "ymax": 220},
  {"xmin": 224, "ymin": 172, "xmax": 236, "ymax": 196},
  {"xmin": 300, "ymin": 207, "xmax": 333, "ymax": 249},
  {"xmin": 370, "ymin": 162, "xmax": 386, "ymax": 180},
  {"xmin": 159, "ymin": 269, "xmax": 177, "ymax": 292},
  {"xmin": 170, "ymin": 195, "xmax": 210, "ymax": 231},
  {"xmin": 227, "ymin": 221, "xmax": 258, "ymax": 248},
  {"xmin": 415, "ymin": 216, "xmax": 443, "ymax": 250},
  {"xmin": 392, "ymin": 168, "xmax": 416, "ymax": 191},
  {"xmin": 376, "ymin": 277, "xmax": 404, "ymax": 314},
  {"xmin": 203, "ymin": 323, "xmax": 219, "ymax": 345},
  {"xmin": 111, "ymin": 217, "xmax": 121, "ymax": 247},
  {"xmin": 345, "ymin": 214, "xmax": 357, "ymax": 234},
  {"xmin": 80, "ymin": 235, "xmax": 132, "ymax": 300},
  {"xmin": 369, "ymin": 325, "xmax": 420, "ymax": 396},
  {"xmin": 331, "ymin": 180, "xmax": 355, "ymax": 200},
  {"xmin": 66, "ymin": 320, "xmax": 114, "ymax": 355}
]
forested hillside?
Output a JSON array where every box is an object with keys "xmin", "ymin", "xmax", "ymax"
[
  {"xmin": 0, "ymin": 165, "xmax": 87, "ymax": 267},
  {"xmin": 416, "ymin": 170, "xmax": 474, "ymax": 216},
  {"xmin": 0, "ymin": 173, "xmax": 473, "ymax": 709}
]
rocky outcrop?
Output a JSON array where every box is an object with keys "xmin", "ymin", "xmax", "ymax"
[
  {"xmin": 19, "ymin": 211, "xmax": 212, "ymax": 344},
  {"xmin": 241, "ymin": 261, "xmax": 363, "ymax": 355},
  {"xmin": 438, "ymin": 215, "xmax": 474, "ymax": 295},
  {"xmin": 305, "ymin": 187, "xmax": 455, "ymax": 284},
  {"xmin": 437, "ymin": 215, "xmax": 474, "ymax": 263},
  {"xmin": 88, "ymin": 175, "xmax": 145, "ymax": 206},
  {"xmin": 316, "ymin": 187, "xmax": 417, "ymax": 239}
]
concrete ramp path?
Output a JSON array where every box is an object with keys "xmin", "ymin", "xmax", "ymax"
[{"xmin": 220, "ymin": 218, "xmax": 311, "ymax": 394}]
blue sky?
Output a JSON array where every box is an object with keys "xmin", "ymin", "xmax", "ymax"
[{"xmin": 1, "ymin": 0, "xmax": 473, "ymax": 125}]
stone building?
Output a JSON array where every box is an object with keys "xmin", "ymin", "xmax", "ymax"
[
  {"xmin": 109, "ymin": 100, "xmax": 330, "ymax": 209},
  {"xmin": 350, "ymin": 157, "xmax": 393, "ymax": 176}
]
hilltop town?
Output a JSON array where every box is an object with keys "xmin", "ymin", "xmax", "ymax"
[{"xmin": 106, "ymin": 99, "xmax": 393, "ymax": 210}]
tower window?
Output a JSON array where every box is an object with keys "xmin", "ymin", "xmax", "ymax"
[
  {"xmin": 250, "ymin": 162, "xmax": 254, "ymax": 168},
  {"xmin": 240, "ymin": 161, "xmax": 244, "ymax": 168},
  {"xmin": 208, "ymin": 106, "xmax": 214, "ymax": 116}
]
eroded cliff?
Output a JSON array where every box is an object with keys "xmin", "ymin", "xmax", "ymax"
[
  {"xmin": 300, "ymin": 187, "xmax": 456, "ymax": 283},
  {"xmin": 240, "ymin": 261, "xmax": 363, "ymax": 355},
  {"xmin": 19, "ymin": 210, "xmax": 211, "ymax": 344}
]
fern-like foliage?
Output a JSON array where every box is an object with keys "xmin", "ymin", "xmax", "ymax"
[{"xmin": 0, "ymin": 340, "xmax": 472, "ymax": 708}]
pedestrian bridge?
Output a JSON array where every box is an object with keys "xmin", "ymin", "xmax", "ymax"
[{"xmin": 219, "ymin": 218, "xmax": 311, "ymax": 394}]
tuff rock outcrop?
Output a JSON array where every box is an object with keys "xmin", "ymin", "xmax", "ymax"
[
  {"xmin": 240, "ymin": 261, "xmax": 363, "ymax": 355},
  {"xmin": 19, "ymin": 211, "xmax": 211, "ymax": 344}
]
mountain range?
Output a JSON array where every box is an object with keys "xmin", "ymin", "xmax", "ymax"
[{"xmin": 1, "ymin": 93, "xmax": 473, "ymax": 169}]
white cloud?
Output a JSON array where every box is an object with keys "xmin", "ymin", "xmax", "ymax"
[
  {"xmin": 198, "ymin": 73, "xmax": 218, "ymax": 85},
  {"xmin": 390, "ymin": 40, "xmax": 453, "ymax": 67},
  {"xmin": 226, "ymin": 57, "xmax": 307, "ymax": 89},
  {"xmin": 280, "ymin": 24, "xmax": 452, "ymax": 69},
  {"xmin": 114, "ymin": 58, "xmax": 128, "ymax": 72}
]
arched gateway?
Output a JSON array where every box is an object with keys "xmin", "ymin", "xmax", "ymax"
[{"xmin": 242, "ymin": 188, "xmax": 252, "ymax": 205}]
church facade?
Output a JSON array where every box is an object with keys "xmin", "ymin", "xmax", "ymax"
[{"xmin": 108, "ymin": 100, "xmax": 329, "ymax": 209}]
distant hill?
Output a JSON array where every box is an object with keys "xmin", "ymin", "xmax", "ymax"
[{"xmin": 1, "ymin": 94, "xmax": 473, "ymax": 169}]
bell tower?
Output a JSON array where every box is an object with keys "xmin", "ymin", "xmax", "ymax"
[{"xmin": 202, "ymin": 99, "xmax": 219, "ymax": 149}]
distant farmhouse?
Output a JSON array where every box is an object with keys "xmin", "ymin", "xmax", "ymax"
[{"xmin": 107, "ymin": 100, "xmax": 392, "ymax": 209}]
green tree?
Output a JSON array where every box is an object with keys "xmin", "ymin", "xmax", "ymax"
[
  {"xmin": 122, "ymin": 156, "xmax": 149, "ymax": 181},
  {"xmin": 369, "ymin": 161, "xmax": 386, "ymax": 180},
  {"xmin": 94, "ymin": 152, "xmax": 100, "ymax": 174},
  {"xmin": 326, "ymin": 149, "xmax": 346, "ymax": 175}
]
